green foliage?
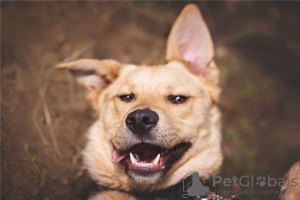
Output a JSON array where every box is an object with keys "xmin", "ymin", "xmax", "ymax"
[
  {"xmin": 232, "ymin": 28, "xmax": 253, "ymax": 41},
  {"xmin": 23, "ymin": 141, "xmax": 46, "ymax": 186}
]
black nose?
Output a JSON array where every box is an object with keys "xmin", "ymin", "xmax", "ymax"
[{"xmin": 125, "ymin": 109, "xmax": 159, "ymax": 135}]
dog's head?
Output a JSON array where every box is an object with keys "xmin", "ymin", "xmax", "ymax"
[{"xmin": 56, "ymin": 4, "xmax": 222, "ymax": 191}]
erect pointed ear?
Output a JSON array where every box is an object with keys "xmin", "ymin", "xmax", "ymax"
[
  {"xmin": 55, "ymin": 59, "xmax": 122, "ymax": 109},
  {"xmin": 166, "ymin": 4, "xmax": 219, "ymax": 84}
]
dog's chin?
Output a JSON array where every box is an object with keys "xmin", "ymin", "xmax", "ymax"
[
  {"xmin": 126, "ymin": 170, "xmax": 165, "ymax": 184},
  {"xmin": 112, "ymin": 142, "xmax": 191, "ymax": 184}
]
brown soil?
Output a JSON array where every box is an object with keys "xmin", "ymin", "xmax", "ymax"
[{"xmin": 1, "ymin": 2, "xmax": 300, "ymax": 200}]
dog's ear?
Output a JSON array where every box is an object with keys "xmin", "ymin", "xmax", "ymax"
[
  {"xmin": 55, "ymin": 59, "xmax": 121, "ymax": 109},
  {"xmin": 166, "ymin": 4, "xmax": 219, "ymax": 84}
]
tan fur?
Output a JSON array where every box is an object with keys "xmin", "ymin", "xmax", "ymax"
[
  {"xmin": 56, "ymin": 4, "xmax": 223, "ymax": 199},
  {"xmin": 89, "ymin": 191, "xmax": 137, "ymax": 200},
  {"xmin": 280, "ymin": 162, "xmax": 300, "ymax": 200}
]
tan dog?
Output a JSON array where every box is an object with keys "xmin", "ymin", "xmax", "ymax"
[
  {"xmin": 280, "ymin": 161, "xmax": 300, "ymax": 200},
  {"xmin": 56, "ymin": 4, "xmax": 222, "ymax": 199}
]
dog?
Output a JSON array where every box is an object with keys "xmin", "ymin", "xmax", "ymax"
[
  {"xmin": 56, "ymin": 4, "xmax": 223, "ymax": 199},
  {"xmin": 280, "ymin": 161, "xmax": 300, "ymax": 200}
]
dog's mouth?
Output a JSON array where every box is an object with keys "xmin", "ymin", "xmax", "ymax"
[{"xmin": 112, "ymin": 142, "xmax": 191, "ymax": 174}]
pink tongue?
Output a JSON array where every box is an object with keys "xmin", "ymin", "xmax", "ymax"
[
  {"xmin": 112, "ymin": 150, "xmax": 129, "ymax": 164},
  {"xmin": 111, "ymin": 144, "xmax": 148, "ymax": 164}
]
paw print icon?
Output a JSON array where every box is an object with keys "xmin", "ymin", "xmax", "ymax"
[{"xmin": 256, "ymin": 176, "xmax": 266, "ymax": 186}]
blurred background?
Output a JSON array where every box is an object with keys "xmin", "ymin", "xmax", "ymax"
[{"xmin": 1, "ymin": 1, "xmax": 300, "ymax": 200}]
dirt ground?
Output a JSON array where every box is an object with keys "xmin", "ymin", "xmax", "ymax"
[{"xmin": 1, "ymin": 1, "xmax": 300, "ymax": 200}]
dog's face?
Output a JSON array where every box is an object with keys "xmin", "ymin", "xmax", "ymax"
[{"xmin": 56, "ymin": 4, "xmax": 223, "ymax": 191}]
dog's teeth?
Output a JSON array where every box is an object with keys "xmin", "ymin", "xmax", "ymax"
[
  {"xmin": 130, "ymin": 153, "xmax": 137, "ymax": 164},
  {"xmin": 153, "ymin": 154, "xmax": 160, "ymax": 165}
]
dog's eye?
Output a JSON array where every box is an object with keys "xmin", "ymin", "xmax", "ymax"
[
  {"xmin": 168, "ymin": 95, "xmax": 189, "ymax": 104},
  {"xmin": 119, "ymin": 94, "xmax": 134, "ymax": 102}
]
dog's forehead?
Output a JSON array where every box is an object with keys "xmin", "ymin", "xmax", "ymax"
[
  {"xmin": 113, "ymin": 61, "xmax": 205, "ymax": 96},
  {"xmin": 121, "ymin": 61, "xmax": 197, "ymax": 85}
]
